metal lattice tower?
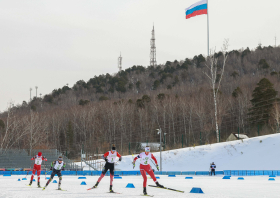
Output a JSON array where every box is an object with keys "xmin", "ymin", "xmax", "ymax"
[
  {"xmin": 118, "ymin": 52, "xmax": 122, "ymax": 72},
  {"xmin": 150, "ymin": 25, "xmax": 157, "ymax": 66}
]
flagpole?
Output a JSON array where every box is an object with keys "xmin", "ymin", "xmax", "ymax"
[{"xmin": 207, "ymin": 0, "xmax": 209, "ymax": 56}]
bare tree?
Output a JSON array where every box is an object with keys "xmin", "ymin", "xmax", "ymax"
[{"xmin": 203, "ymin": 39, "xmax": 229, "ymax": 142}]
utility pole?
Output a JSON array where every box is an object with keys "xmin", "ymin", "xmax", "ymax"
[
  {"xmin": 118, "ymin": 52, "xmax": 122, "ymax": 72},
  {"xmin": 35, "ymin": 86, "xmax": 38, "ymax": 98},
  {"xmin": 150, "ymin": 24, "xmax": 156, "ymax": 67},
  {"xmin": 157, "ymin": 128, "xmax": 164, "ymax": 172},
  {"xmin": 30, "ymin": 88, "xmax": 32, "ymax": 101}
]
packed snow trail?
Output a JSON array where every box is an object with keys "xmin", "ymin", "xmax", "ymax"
[{"xmin": 2, "ymin": 175, "xmax": 280, "ymax": 198}]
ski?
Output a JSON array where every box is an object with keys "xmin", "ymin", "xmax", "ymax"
[
  {"xmin": 148, "ymin": 185, "xmax": 184, "ymax": 193},
  {"xmin": 57, "ymin": 189, "xmax": 67, "ymax": 191},
  {"xmin": 26, "ymin": 184, "xmax": 42, "ymax": 188},
  {"xmin": 107, "ymin": 191, "xmax": 122, "ymax": 194},
  {"xmin": 140, "ymin": 194, "xmax": 154, "ymax": 197},
  {"xmin": 87, "ymin": 186, "xmax": 97, "ymax": 191}
]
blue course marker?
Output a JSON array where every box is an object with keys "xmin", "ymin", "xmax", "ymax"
[
  {"xmin": 190, "ymin": 187, "xmax": 204, "ymax": 194},
  {"xmin": 126, "ymin": 183, "xmax": 135, "ymax": 188},
  {"xmin": 81, "ymin": 181, "xmax": 87, "ymax": 185}
]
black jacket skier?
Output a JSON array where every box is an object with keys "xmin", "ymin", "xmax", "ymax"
[{"xmin": 210, "ymin": 162, "xmax": 216, "ymax": 176}]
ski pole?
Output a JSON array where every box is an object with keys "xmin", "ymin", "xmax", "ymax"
[
  {"xmin": 44, "ymin": 160, "xmax": 47, "ymax": 180},
  {"xmin": 25, "ymin": 158, "xmax": 33, "ymax": 179},
  {"xmin": 149, "ymin": 159, "xmax": 159, "ymax": 171}
]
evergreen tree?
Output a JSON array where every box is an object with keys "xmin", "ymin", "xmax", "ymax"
[{"xmin": 248, "ymin": 78, "xmax": 278, "ymax": 125}]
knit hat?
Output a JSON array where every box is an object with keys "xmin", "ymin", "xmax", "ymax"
[
  {"xmin": 112, "ymin": 144, "xmax": 116, "ymax": 151},
  {"xmin": 38, "ymin": 152, "xmax": 42, "ymax": 156},
  {"xmin": 145, "ymin": 146, "xmax": 150, "ymax": 152}
]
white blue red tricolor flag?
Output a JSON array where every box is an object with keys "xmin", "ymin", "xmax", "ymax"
[{"xmin": 185, "ymin": 0, "xmax": 207, "ymax": 19}]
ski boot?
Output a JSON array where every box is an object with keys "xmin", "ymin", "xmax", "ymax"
[
  {"xmin": 58, "ymin": 184, "xmax": 61, "ymax": 190},
  {"xmin": 156, "ymin": 181, "xmax": 164, "ymax": 188},
  {"xmin": 143, "ymin": 187, "xmax": 147, "ymax": 195},
  {"xmin": 94, "ymin": 181, "xmax": 99, "ymax": 188},
  {"xmin": 28, "ymin": 181, "xmax": 32, "ymax": 186},
  {"xmin": 109, "ymin": 185, "xmax": 114, "ymax": 193},
  {"xmin": 37, "ymin": 181, "xmax": 41, "ymax": 188}
]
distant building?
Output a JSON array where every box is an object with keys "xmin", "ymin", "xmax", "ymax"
[
  {"xmin": 140, "ymin": 142, "xmax": 161, "ymax": 151},
  {"xmin": 226, "ymin": 133, "xmax": 249, "ymax": 141}
]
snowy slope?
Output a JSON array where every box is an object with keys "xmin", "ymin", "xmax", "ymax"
[{"xmin": 80, "ymin": 133, "xmax": 280, "ymax": 171}]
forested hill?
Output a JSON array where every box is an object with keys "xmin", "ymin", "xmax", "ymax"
[{"xmin": 0, "ymin": 45, "xmax": 280, "ymax": 159}]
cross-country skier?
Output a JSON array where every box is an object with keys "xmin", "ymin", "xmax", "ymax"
[
  {"xmin": 28, "ymin": 152, "xmax": 47, "ymax": 187},
  {"xmin": 43, "ymin": 156, "xmax": 66, "ymax": 190},
  {"xmin": 210, "ymin": 162, "xmax": 216, "ymax": 176},
  {"xmin": 91, "ymin": 144, "xmax": 122, "ymax": 193},
  {"xmin": 133, "ymin": 146, "xmax": 164, "ymax": 196}
]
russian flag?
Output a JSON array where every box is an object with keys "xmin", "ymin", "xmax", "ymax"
[{"xmin": 185, "ymin": 0, "xmax": 207, "ymax": 19}]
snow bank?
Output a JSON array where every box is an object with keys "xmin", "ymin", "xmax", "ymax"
[{"xmin": 80, "ymin": 133, "xmax": 280, "ymax": 171}]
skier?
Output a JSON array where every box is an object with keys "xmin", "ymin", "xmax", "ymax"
[
  {"xmin": 91, "ymin": 144, "xmax": 122, "ymax": 193},
  {"xmin": 210, "ymin": 162, "xmax": 216, "ymax": 176},
  {"xmin": 133, "ymin": 146, "xmax": 164, "ymax": 196},
  {"xmin": 43, "ymin": 156, "xmax": 66, "ymax": 190},
  {"xmin": 28, "ymin": 152, "xmax": 47, "ymax": 187}
]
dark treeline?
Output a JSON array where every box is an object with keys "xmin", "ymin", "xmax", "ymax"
[{"xmin": 0, "ymin": 45, "xmax": 280, "ymax": 159}]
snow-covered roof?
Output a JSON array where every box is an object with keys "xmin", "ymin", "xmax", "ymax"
[{"xmin": 235, "ymin": 134, "xmax": 249, "ymax": 139}]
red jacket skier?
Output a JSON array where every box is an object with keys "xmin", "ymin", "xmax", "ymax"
[
  {"xmin": 133, "ymin": 146, "xmax": 164, "ymax": 195},
  {"xmin": 28, "ymin": 152, "xmax": 47, "ymax": 187},
  {"xmin": 91, "ymin": 144, "xmax": 122, "ymax": 193}
]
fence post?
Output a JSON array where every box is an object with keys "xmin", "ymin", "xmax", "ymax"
[{"xmin": 182, "ymin": 134, "xmax": 183, "ymax": 148}]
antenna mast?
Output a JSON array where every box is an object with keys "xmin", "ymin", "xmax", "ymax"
[
  {"xmin": 118, "ymin": 52, "xmax": 122, "ymax": 72},
  {"xmin": 30, "ymin": 88, "xmax": 32, "ymax": 101},
  {"xmin": 150, "ymin": 25, "xmax": 157, "ymax": 67},
  {"xmin": 35, "ymin": 86, "xmax": 38, "ymax": 98}
]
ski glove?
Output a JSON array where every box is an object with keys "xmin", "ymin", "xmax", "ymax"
[
  {"xmin": 119, "ymin": 156, "xmax": 122, "ymax": 161},
  {"xmin": 156, "ymin": 165, "xmax": 159, "ymax": 171},
  {"xmin": 105, "ymin": 158, "xmax": 108, "ymax": 162},
  {"xmin": 50, "ymin": 167, "xmax": 53, "ymax": 170}
]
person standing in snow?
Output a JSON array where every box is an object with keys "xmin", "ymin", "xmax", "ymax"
[
  {"xmin": 210, "ymin": 162, "xmax": 216, "ymax": 176},
  {"xmin": 28, "ymin": 152, "xmax": 47, "ymax": 187},
  {"xmin": 91, "ymin": 144, "xmax": 122, "ymax": 193},
  {"xmin": 133, "ymin": 146, "xmax": 164, "ymax": 196}
]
